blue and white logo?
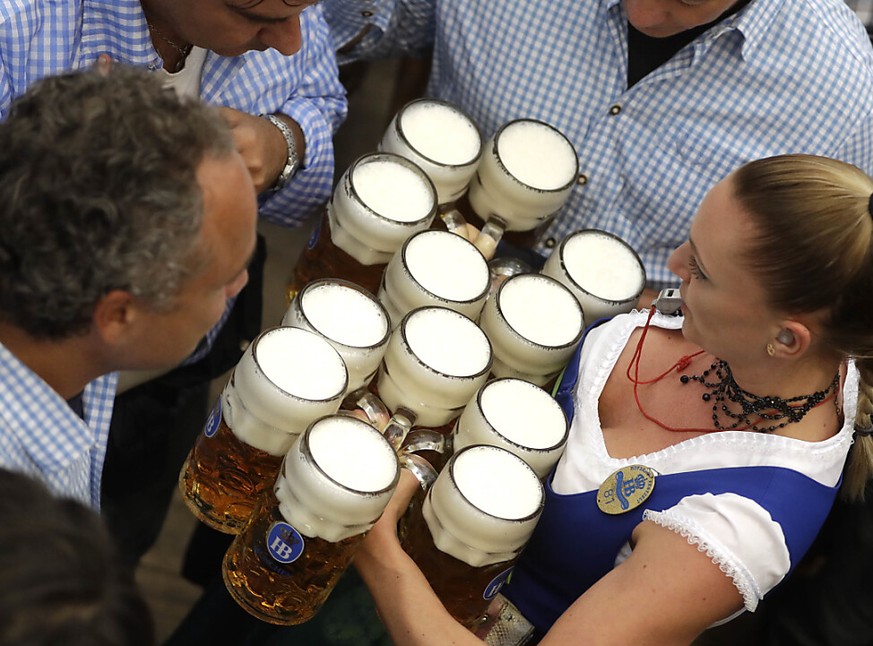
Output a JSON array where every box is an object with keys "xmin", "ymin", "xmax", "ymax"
[
  {"xmin": 483, "ymin": 566, "xmax": 514, "ymax": 600},
  {"xmin": 203, "ymin": 399, "xmax": 222, "ymax": 438},
  {"xmin": 266, "ymin": 522, "xmax": 305, "ymax": 564}
]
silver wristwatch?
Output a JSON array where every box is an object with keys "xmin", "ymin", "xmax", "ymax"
[{"xmin": 263, "ymin": 113, "xmax": 300, "ymax": 191}]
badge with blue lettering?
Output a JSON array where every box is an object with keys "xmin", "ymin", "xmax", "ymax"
[
  {"xmin": 203, "ymin": 398, "xmax": 222, "ymax": 438},
  {"xmin": 596, "ymin": 465, "xmax": 656, "ymax": 515},
  {"xmin": 266, "ymin": 521, "xmax": 305, "ymax": 564},
  {"xmin": 483, "ymin": 566, "xmax": 514, "ymax": 601}
]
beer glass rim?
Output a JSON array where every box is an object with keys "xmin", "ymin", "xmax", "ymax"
[
  {"xmin": 473, "ymin": 378, "xmax": 569, "ymax": 453},
  {"xmin": 345, "ymin": 152, "xmax": 438, "ymax": 227},
  {"xmin": 293, "ymin": 414, "xmax": 401, "ymax": 497},
  {"xmin": 295, "ymin": 279, "xmax": 392, "ymax": 351},
  {"xmin": 555, "ymin": 228, "xmax": 647, "ymax": 305},
  {"xmin": 444, "ymin": 444, "xmax": 544, "ymax": 522},
  {"xmin": 398, "ymin": 230, "xmax": 491, "ymax": 307},
  {"xmin": 252, "ymin": 327, "xmax": 349, "ymax": 404},
  {"xmin": 399, "ymin": 306, "xmax": 493, "ymax": 380},
  {"xmin": 490, "ymin": 118, "xmax": 579, "ymax": 194},
  {"xmin": 393, "ymin": 98, "xmax": 483, "ymax": 169},
  {"xmin": 491, "ymin": 274, "xmax": 584, "ymax": 352}
]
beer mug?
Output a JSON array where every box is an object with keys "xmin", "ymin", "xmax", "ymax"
[
  {"xmin": 380, "ymin": 98, "xmax": 483, "ymax": 206},
  {"xmin": 223, "ymin": 414, "xmax": 399, "ymax": 625},
  {"xmin": 378, "ymin": 229, "xmax": 490, "ymax": 328},
  {"xmin": 447, "ymin": 118, "xmax": 578, "ymax": 254},
  {"xmin": 541, "ymin": 229, "xmax": 647, "ymax": 323},
  {"xmin": 376, "ymin": 306, "xmax": 492, "ymax": 433},
  {"xmin": 282, "ymin": 279, "xmax": 390, "ymax": 395},
  {"xmin": 289, "ymin": 152, "xmax": 438, "ymax": 299},
  {"xmin": 479, "ymin": 273, "xmax": 584, "ymax": 387},
  {"xmin": 399, "ymin": 444, "xmax": 544, "ymax": 629},
  {"xmin": 451, "ymin": 378, "xmax": 568, "ymax": 478},
  {"xmin": 180, "ymin": 327, "xmax": 349, "ymax": 533}
]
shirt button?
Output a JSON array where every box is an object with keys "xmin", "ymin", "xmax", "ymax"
[
  {"xmin": 609, "ymin": 104, "xmax": 621, "ymax": 116},
  {"xmin": 545, "ymin": 237, "xmax": 557, "ymax": 249},
  {"xmin": 362, "ymin": 10, "xmax": 374, "ymax": 17},
  {"xmin": 577, "ymin": 173, "xmax": 588, "ymax": 185}
]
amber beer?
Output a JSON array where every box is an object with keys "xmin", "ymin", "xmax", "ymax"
[
  {"xmin": 380, "ymin": 98, "xmax": 483, "ymax": 206},
  {"xmin": 400, "ymin": 445, "xmax": 544, "ymax": 628},
  {"xmin": 180, "ymin": 327, "xmax": 348, "ymax": 533},
  {"xmin": 376, "ymin": 306, "xmax": 492, "ymax": 429},
  {"xmin": 289, "ymin": 153, "xmax": 437, "ymax": 299},
  {"xmin": 479, "ymin": 273, "xmax": 584, "ymax": 386},
  {"xmin": 282, "ymin": 279, "xmax": 390, "ymax": 394},
  {"xmin": 378, "ymin": 229, "xmax": 490, "ymax": 327},
  {"xmin": 223, "ymin": 415, "xmax": 399, "ymax": 625},
  {"xmin": 542, "ymin": 228, "xmax": 647, "ymax": 322}
]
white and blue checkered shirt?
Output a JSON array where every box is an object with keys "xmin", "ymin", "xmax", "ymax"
[
  {"xmin": 0, "ymin": 0, "xmax": 347, "ymax": 229},
  {"xmin": 325, "ymin": 0, "xmax": 873, "ymax": 287},
  {"xmin": 0, "ymin": 342, "xmax": 117, "ymax": 509}
]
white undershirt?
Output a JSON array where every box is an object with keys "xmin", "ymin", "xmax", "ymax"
[{"xmin": 155, "ymin": 46, "xmax": 207, "ymax": 98}]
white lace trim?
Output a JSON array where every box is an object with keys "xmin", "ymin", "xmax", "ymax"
[{"xmin": 643, "ymin": 508, "xmax": 762, "ymax": 612}]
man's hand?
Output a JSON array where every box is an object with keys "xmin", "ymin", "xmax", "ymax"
[{"xmin": 217, "ymin": 107, "xmax": 304, "ymax": 193}]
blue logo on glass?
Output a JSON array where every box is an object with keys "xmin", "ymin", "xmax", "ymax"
[
  {"xmin": 483, "ymin": 566, "xmax": 514, "ymax": 600},
  {"xmin": 266, "ymin": 522, "xmax": 305, "ymax": 564},
  {"xmin": 204, "ymin": 399, "xmax": 222, "ymax": 438}
]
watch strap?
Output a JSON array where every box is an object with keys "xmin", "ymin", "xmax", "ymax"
[{"xmin": 263, "ymin": 113, "xmax": 300, "ymax": 191}]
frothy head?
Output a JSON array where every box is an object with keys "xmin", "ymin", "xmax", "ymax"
[
  {"xmin": 294, "ymin": 280, "xmax": 390, "ymax": 349},
  {"xmin": 308, "ymin": 415, "xmax": 398, "ymax": 493},
  {"xmin": 478, "ymin": 379, "xmax": 568, "ymax": 450},
  {"xmin": 404, "ymin": 230, "xmax": 490, "ymax": 302},
  {"xmin": 403, "ymin": 307, "xmax": 492, "ymax": 378},
  {"xmin": 398, "ymin": 100, "xmax": 482, "ymax": 167},
  {"xmin": 496, "ymin": 120, "xmax": 577, "ymax": 191},
  {"xmin": 451, "ymin": 445, "xmax": 543, "ymax": 520},
  {"xmin": 255, "ymin": 327, "xmax": 348, "ymax": 401},
  {"xmin": 498, "ymin": 274, "xmax": 583, "ymax": 347},
  {"xmin": 351, "ymin": 155, "xmax": 436, "ymax": 223},
  {"xmin": 561, "ymin": 230, "xmax": 646, "ymax": 301}
]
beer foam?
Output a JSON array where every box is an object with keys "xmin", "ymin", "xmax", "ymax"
[
  {"xmin": 562, "ymin": 231, "xmax": 645, "ymax": 300},
  {"xmin": 404, "ymin": 307, "xmax": 491, "ymax": 377},
  {"xmin": 353, "ymin": 159, "xmax": 434, "ymax": 223},
  {"xmin": 452, "ymin": 446, "xmax": 542, "ymax": 519},
  {"xmin": 405, "ymin": 231, "xmax": 489, "ymax": 301},
  {"xmin": 300, "ymin": 283, "xmax": 389, "ymax": 348},
  {"xmin": 255, "ymin": 328, "xmax": 347, "ymax": 401},
  {"xmin": 308, "ymin": 417, "xmax": 397, "ymax": 493},
  {"xmin": 499, "ymin": 275, "xmax": 582, "ymax": 347},
  {"xmin": 400, "ymin": 101, "xmax": 481, "ymax": 166},
  {"xmin": 497, "ymin": 121, "xmax": 577, "ymax": 191},
  {"xmin": 480, "ymin": 380, "xmax": 566, "ymax": 449}
]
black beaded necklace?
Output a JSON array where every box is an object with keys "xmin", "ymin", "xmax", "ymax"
[{"xmin": 680, "ymin": 360, "xmax": 840, "ymax": 433}]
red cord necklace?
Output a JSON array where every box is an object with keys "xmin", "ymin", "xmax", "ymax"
[{"xmin": 626, "ymin": 306, "xmax": 838, "ymax": 434}]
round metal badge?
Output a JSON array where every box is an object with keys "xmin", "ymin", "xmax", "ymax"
[{"xmin": 596, "ymin": 465, "xmax": 657, "ymax": 515}]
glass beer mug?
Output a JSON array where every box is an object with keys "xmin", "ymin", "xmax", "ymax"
[
  {"xmin": 179, "ymin": 327, "xmax": 348, "ymax": 533},
  {"xmin": 478, "ymin": 273, "xmax": 584, "ymax": 387},
  {"xmin": 375, "ymin": 306, "xmax": 493, "ymax": 438},
  {"xmin": 399, "ymin": 444, "xmax": 544, "ymax": 629},
  {"xmin": 541, "ymin": 229, "xmax": 647, "ymax": 323},
  {"xmin": 451, "ymin": 378, "xmax": 569, "ymax": 478},
  {"xmin": 288, "ymin": 152, "xmax": 438, "ymax": 300},
  {"xmin": 378, "ymin": 229, "xmax": 491, "ymax": 328},
  {"xmin": 380, "ymin": 98, "xmax": 483, "ymax": 207},
  {"xmin": 223, "ymin": 414, "xmax": 399, "ymax": 625},
  {"xmin": 282, "ymin": 278, "xmax": 390, "ymax": 397},
  {"xmin": 448, "ymin": 118, "xmax": 578, "ymax": 255}
]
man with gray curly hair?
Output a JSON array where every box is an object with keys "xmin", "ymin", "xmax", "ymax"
[{"xmin": 0, "ymin": 65, "xmax": 257, "ymax": 509}]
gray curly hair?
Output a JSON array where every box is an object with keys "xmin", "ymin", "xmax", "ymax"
[{"xmin": 0, "ymin": 65, "xmax": 236, "ymax": 340}]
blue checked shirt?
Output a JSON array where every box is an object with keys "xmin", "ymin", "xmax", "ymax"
[
  {"xmin": 0, "ymin": 342, "xmax": 117, "ymax": 509},
  {"xmin": 0, "ymin": 0, "xmax": 347, "ymax": 364},
  {"xmin": 325, "ymin": 0, "xmax": 873, "ymax": 288},
  {"xmin": 0, "ymin": 0, "xmax": 346, "ymax": 228}
]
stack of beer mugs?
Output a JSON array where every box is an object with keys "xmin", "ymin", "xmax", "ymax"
[{"xmin": 177, "ymin": 97, "xmax": 654, "ymax": 628}]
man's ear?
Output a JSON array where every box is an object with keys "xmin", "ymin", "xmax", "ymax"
[{"xmin": 92, "ymin": 290, "xmax": 138, "ymax": 345}]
